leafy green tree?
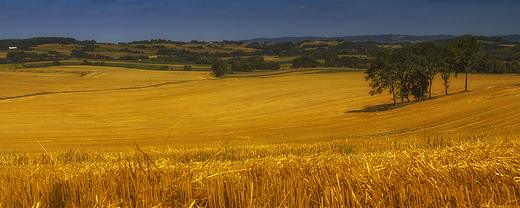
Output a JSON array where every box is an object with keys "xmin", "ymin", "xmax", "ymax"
[
  {"xmin": 365, "ymin": 50, "xmax": 400, "ymax": 104},
  {"xmin": 412, "ymin": 42, "xmax": 446, "ymax": 98},
  {"xmin": 366, "ymin": 46, "xmax": 430, "ymax": 103},
  {"xmin": 292, "ymin": 56, "xmax": 320, "ymax": 68},
  {"xmin": 231, "ymin": 61, "xmax": 252, "ymax": 72},
  {"xmin": 449, "ymin": 36, "xmax": 489, "ymax": 91},
  {"xmin": 439, "ymin": 44, "xmax": 455, "ymax": 95},
  {"xmin": 391, "ymin": 47, "xmax": 415, "ymax": 102},
  {"xmin": 212, "ymin": 62, "xmax": 229, "ymax": 77},
  {"xmin": 247, "ymin": 55, "xmax": 264, "ymax": 63},
  {"xmin": 184, "ymin": 65, "xmax": 192, "ymax": 71}
]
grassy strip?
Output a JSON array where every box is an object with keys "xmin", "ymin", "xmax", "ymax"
[
  {"xmin": 21, "ymin": 60, "xmax": 212, "ymax": 71},
  {"xmin": 309, "ymin": 67, "xmax": 365, "ymax": 74}
]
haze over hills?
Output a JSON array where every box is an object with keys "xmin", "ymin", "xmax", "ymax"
[
  {"xmin": 242, "ymin": 34, "xmax": 520, "ymax": 44},
  {"xmin": 1, "ymin": 34, "xmax": 519, "ymax": 45}
]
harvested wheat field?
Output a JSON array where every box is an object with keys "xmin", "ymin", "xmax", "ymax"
[
  {"xmin": 1, "ymin": 66, "xmax": 519, "ymax": 151},
  {"xmin": 1, "ymin": 65, "xmax": 520, "ymax": 207}
]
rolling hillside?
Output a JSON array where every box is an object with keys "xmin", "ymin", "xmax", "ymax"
[{"xmin": 1, "ymin": 65, "xmax": 519, "ymax": 152}]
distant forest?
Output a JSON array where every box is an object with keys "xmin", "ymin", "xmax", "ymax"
[{"xmin": 1, "ymin": 36, "xmax": 520, "ymax": 76}]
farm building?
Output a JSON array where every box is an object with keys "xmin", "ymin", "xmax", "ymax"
[{"xmin": 8, "ymin": 47, "xmax": 18, "ymax": 50}]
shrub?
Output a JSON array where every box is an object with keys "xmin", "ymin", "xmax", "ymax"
[
  {"xmin": 52, "ymin": 60, "xmax": 61, "ymax": 66},
  {"xmin": 159, "ymin": 65, "xmax": 169, "ymax": 70}
]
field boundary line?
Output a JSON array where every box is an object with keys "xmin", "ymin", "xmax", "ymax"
[{"xmin": 0, "ymin": 80, "xmax": 191, "ymax": 101}]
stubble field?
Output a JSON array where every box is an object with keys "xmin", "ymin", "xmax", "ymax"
[
  {"xmin": 1, "ymin": 65, "xmax": 520, "ymax": 207},
  {"xmin": 1, "ymin": 65, "xmax": 519, "ymax": 151}
]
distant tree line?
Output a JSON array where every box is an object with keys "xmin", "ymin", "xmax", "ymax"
[
  {"xmin": 211, "ymin": 55, "xmax": 281, "ymax": 77},
  {"xmin": 80, "ymin": 59, "xmax": 106, "ymax": 66},
  {"xmin": 153, "ymin": 49, "xmax": 224, "ymax": 64},
  {"xmin": 0, "ymin": 37, "xmax": 77, "ymax": 50},
  {"xmin": 221, "ymin": 40, "xmax": 243, "ymax": 45},
  {"xmin": 428, "ymin": 36, "xmax": 520, "ymax": 74},
  {"xmin": 119, "ymin": 47, "xmax": 143, "ymax": 54},
  {"xmin": 365, "ymin": 36, "xmax": 488, "ymax": 104},
  {"xmin": 1, "ymin": 36, "xmax": 519, "ymax": 76},
  {"xmin": 0, "ymin": 51, "xmax": 56, "ymax": 63},
  {"xmin": 291, "ymin": 53, "xmax": 370, "ymax": 69},
  {"xmin": 245, "ymin": 40, "xmax": 383, "ymax": 57},
  {"xmin": 227, "ymin": 55, "xmax": 280, "ymax": 72},
  {"xmin": 474, "ymin": 36, "xmax": 518, "ymax": 44},
  {"xmin": 70, "ymin": 49, "xmax": 113, "ymax": 60}
]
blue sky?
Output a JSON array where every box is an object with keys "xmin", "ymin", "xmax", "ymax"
[{"xmin": 0, "ymin": 0, "xmax": 519, "ymax": 43}]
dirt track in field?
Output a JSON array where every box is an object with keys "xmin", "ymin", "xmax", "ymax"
[{"xmin": 1, "ymin": 65, "xmax": 519, "ymax": 152}]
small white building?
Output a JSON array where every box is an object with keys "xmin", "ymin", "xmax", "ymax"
[{"xmin": 8, "ymin": 47, "xmax": 18, "ymax": 50}]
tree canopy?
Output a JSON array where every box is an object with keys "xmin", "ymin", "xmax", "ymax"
[{"xmin": 365, "ymin": 36, "xmax": 489, "ymax": 104}]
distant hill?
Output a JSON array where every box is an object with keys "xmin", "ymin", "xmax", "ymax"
[
  {"xmin": 242, "ymin": 34, "xmax": 457, "ymax": 44},
  {"xmin": 501, "ymin": 34, "xmax": 520, "ymax": 42},
  {"xmin": 242, "ymin": 34, "xmax": 520, "ymax": 44},
  {"xmin": 241, "ymin": 36, "xmax": 325, "ymax": 44},
  {"xmin": 335, "ymin": 35, "xmax": 457, "ymax": 44}
]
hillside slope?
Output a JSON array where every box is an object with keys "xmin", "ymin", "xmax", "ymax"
[{"xmin": 1, "ymin": 66, "xmax": 519, "ymax": 151}]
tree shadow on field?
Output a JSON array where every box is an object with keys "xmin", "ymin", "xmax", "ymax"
[{"xmin": 345, "ymin": 102, "xmax": 412, "ymax": 113}]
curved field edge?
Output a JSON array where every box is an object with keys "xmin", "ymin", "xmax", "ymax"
[{"xmin": 1, "ymin": 135, "xmax": 519, "ymax": 207}]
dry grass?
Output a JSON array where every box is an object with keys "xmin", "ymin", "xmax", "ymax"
[
  {"xmin": 378, "ymin": 45, "xmax": 403, "ymax": 49},
  {"xmin": 498, "ymin": 44, "xmax": 516, "ymax": 47},
  {"xmin": 263, "ymin": 56, "xmax": 296, "ymax": 62},
  {"xmin": 338, "ymin": 55, "xmax": 368, "ymax": 58},
  {"xmin": 1, "ymin": 135, "xmax": 519, "ymax": 207}
]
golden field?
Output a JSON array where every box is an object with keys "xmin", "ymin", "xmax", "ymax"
[
  {"xmin": 1, "ymin": 65, "xmax": 519, "ymax": 152},
  {"xmin": 1, "ymin": 65, "xmax": 520, "ymax": 207}
]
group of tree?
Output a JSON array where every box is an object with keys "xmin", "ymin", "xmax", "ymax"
[
  {"xmin": 154, "ymin": 49, "xmax": 224, "ymax": 64},
  {"xmin": 211, "ymin": 55, "xmax": 281, "ymax": 77},
  {"xmin": 228, "ymin": 55, "xmax": 280, "ymax": 72},
  {"xmin": 71, "ymin": 49, "xmax": 112, "ymax": 60},
  {"xmin": 119, "ymin": 47, "xmax": 143, "ymax": 54},
  {"xmin": 0, "ymin": 37, "xmax": 77, "ymax": 50},
  {"xmin": 0, "ymin": 51, "xmax": 55, "ymax": 63},
  {"xmin": 80, "ymin": 44, "xmax": 98, "ymax": 52},
  {"xmin": 365, "ymin": 36, "xmax": 488, "ymax": 104},
  {"xmin": 212, "ymin": 62, "xmax": 229, "ymax": 77},
  {"xmin": 0, "ymin": 48, "xmax": 113, "ymax": 64},
  {"xmin": 118, "ymin": 55, "xmax": 148, "ymax": 61},
  {"xmin": 292, "ymin": 56, "xmax": 321, "ymax": 68},
  {"xmin": 222, "ymin": 40, "xmax": 244, "ymax": 45},
  {"xmin": 291, "ymin": 53, "xmax": 370, "ymax": 69},
  {"xmin": 80, "ymin": 59, "xmax": 106, "ymax": 66},
  {"xmin": 474, "ymin": 60, "xmax": 520, "ymax": 74},
  {"xmin": 325, "ymin": 56, "xmax": 370, "ymax": 69}
]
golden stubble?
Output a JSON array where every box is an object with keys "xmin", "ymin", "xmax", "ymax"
[{"xmin": 1, "ymin": 66, "xmax": 520, "ymax": 151}]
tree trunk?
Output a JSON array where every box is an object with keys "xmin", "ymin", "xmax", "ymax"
[
  {"xmin": 465, "ymin": 70, "xmax": 468, "ymax": 91},
  {"xmin": 429, "ymin": 78, "xmax": 433, "ymax": 99},
  {"xmin": 445, "ymin": 79, "xmax": 448, "ymax": 95},
  {"xmin": 390, "ymin": 83, "xmax": 396, "ymax": 104}
]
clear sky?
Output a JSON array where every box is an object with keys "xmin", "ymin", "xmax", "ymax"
[{"xmin": 1, "ymin": 0, "xmax": 519, "ymax": 43}]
